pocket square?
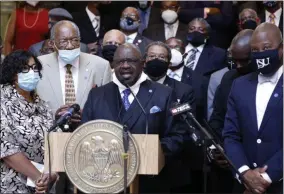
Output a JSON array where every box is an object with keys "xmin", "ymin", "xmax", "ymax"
[{"xmin": 150, "ymin": 106, "xmax": 161, "ymax": 114}]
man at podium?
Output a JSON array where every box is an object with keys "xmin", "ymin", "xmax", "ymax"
[{"xmin": 81, "ymin": 43, "xmax": 185, "ymax": 193}]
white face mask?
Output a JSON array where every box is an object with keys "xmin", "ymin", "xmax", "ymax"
[
  {"xmin": 161, "ymin": 10, "xmax": 178, "ymax": 24},
  {"xmin": 26, "ymin": 1, "xmax": 39, "ymax": 7},
  {"xmin": 170, "ymin": 49, "xmax": 183, "ymax": 67},
  {"xmin": 58, "ymin": 48, "xmax": 80, "ymax": 64}
]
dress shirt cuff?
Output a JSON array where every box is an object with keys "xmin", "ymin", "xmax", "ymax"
[
  {"xmin": 261, "ymin": 172, "xmax": 272, "ymax": 183},
  {"xmin": 236, "ymin": 165, "xmax": 250, "ymax": 183}
]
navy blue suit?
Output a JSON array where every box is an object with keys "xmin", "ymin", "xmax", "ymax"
[
  {"xmin": 82, "ymin": 80, "xmax": 185, "ymax": 192},
  {"xmin": 223, "ymin": 73, "xmax": 283, "ymax": 188}
]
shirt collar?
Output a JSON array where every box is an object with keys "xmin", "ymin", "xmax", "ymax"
[
  {"xmin": 86, "ymin": 6, "xmax": 100, "ymax": 22},
  {"xmin": 138, "ymin": 6, "xmax": 151, "ymax": 13},
  {"xmin": 58, "ymin": 55, "xmax": 79, "ymax": 69},
  {"xmin": 185, "ymin": 42, "xmax": 205, "ymax": 53},
  {"xmin": 113, "ymin": 71, "xmax": 148, "ymax": 94},
  {"xmin": 258, "ymin": 65, "xmax": 283, "ymax": 84},
  {"xmin": 127, "ymin": 32, "xmax": 138, "ymax": 41},
  {"xmin": 265, "ymin": 8, "xmax": 282, "ymax": 20},
  {"xmin": 165, "ymin": 20, "xmax": 179, "ymax": 28},
  {"xmin": 167, "ymin": 66, "xmax": 184, "ymax": 78}
]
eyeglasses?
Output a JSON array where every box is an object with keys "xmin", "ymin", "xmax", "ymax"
[
  {"xmin": 22, "ymin": 64, "xmax": 39, "ymax": 73},
  {"xmin": 122, "ymin": 14, "xmax": 139, "ymax": 21},
  {"xmin": 113, "ymin": 58, "xmax": 141, "ymax": 66},
  {"xmin": 146, "ymin": 54, "xmax": 168, "ymax": 61},
  {"xmin": 56, "ymin": 37, "xmax": 80, "ymax": 48}
]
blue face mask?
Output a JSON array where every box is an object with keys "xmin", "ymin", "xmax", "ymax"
[
  {"xmin": 17, "ymin": 70, "xmax": 40, "ymax": 92},
  {"xmin": 58, "ymin": 47, "xmax": 80, "ymax": 64},
  {"xmin": 120, "ymin": 17, "xmax": 140, "ymax": 31}
]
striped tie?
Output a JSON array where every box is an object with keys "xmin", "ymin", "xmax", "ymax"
[
  {"xmin": 269, "ymin": 13, "xmax": 276, "ymax": 25},
  {"xmin": 65, "ymin": 64, "xmax": 76, "ymax": 104},
  {"xmin": 122, "ymin": 89, "xmax": 131, "ymax": 110},
  {"xmin": 185, "ymin": 48, "xmax": 198, "ymax": 69}
]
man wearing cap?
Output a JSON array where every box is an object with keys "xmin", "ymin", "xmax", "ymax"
[{"xmin": 29, "ymin": 8, "xmax": 89, "ymax": 56}]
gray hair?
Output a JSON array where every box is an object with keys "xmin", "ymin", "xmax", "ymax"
[
  {"xmin": 238, "ymin": 8, "xmax": 257, "ymax": 20},
  {"xmin": 189, "ymin": 18, "xmax": 211, "ymax": 34},
  {"xmin": 50, "ymin": 20, "xmax": 80, "ymax": 40},
  {"xmin": 144, "ymin": 41, "xmax": 172, "ymax": 61}
]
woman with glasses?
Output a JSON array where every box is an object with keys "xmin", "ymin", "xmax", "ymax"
[{"xmin": 0, "ymin": 50, "xmax": 58, "ymax": 193}]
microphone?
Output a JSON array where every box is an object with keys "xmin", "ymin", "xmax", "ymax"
[
  {"xmin": 170, "ymin": 102, "xmax": 203, "ymax": 146},
  {"xmin": 48, "ymin": 104, "xmax": 80, "ymax": 132},
  {"xmin": 126, "ymin": 84, "xmax": 149, "ymax": 134}
]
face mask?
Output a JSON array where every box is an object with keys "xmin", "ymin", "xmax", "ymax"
[
  {"xmin": 170, "ymin": 49, "xmax": 183, "ymax": 67},
  {"xmin": 17, "ymin": 70, "xmax": 40, "ymax": 92},
  {"xmin": 241, "ymin": 20, "xmax": 257, "ymax": 30},
  {"xmin": 138, "ymin": 1, "xmax": 150, "ymax": 10},
  {"xmin": 263, "ymin": 1, "xmax": 278, "ymax": 8},
  {"xmin": 120, "ymin": 17, "xmax": 140, "ymax": 31},
  {"xmin": 58, "ymin": 48, "xmax": 80, "ymax": 64},
  {"xmin": 26, "ymin": 1, "xmax": 39, "ymax": 7},
  {"xmin": 145, "ymin": 58, "xmax": 169, "ymax": 78},
  {"xmin": 161, "ymin": 10, "xmax": 178, "ymax": 24},
  {"xmin": 251, "ymin": 48, "xmax": 282, "ymax": 75},
  {"xmin": 187, "ymin": 31, "xmax": 207, "ymax": 47},
  {"xmin": 102, "ymin": 44, "xmax": 118, "ymax": 63}
]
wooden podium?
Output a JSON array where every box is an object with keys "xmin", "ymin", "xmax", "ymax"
[{"xmin": 44, "ymin": 132, "xmax": 165, "ymax": 193}]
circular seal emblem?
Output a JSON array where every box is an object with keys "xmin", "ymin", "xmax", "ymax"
[{"xmin": 64, "ymin": 120, "xmax": 140, "ymax": 193}]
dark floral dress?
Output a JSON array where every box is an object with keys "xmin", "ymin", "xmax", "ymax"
[{"xmin": 0, "ymin": 85, "xmax": 53, "ymax": 193}]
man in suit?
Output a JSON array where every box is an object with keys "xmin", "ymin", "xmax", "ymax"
[
  {"xmin": 120, "ymin": 7, "xmax": 152, "ymax": 55},
  {"xmin": 178, "ymin": 1, "xmax": 234, "ymax": 49},
  {"xmin": 143, "ymin": 41, "xmax": 196, "ymax": 193},
  {"xmin": 184, "ymin": 18, "xmax": 226, "ymax": 76},
  {"xmin": 223, "ymin": 23, "xmax": 283, "ymax": 193},
  {"xmin": 37, "ymin": 20, "xmax": 112, "ymax": 115},
  {"xmin": 207, "ymin": 29, "xmax": 254, "ymax": 193},
  {"xmin": 29, "ymin": 8, "xmax": 89, "ymax": 57},
  {"xmin": 259, "ymin": 1, "xmax": 283, "ymax": 33},
  {"xmin": 82, "ymin": 43, "xmax": 185, "ymax": 193},
  {"xmin": 238, "ymin": 8, "xmax": 261, "ymax": 31},
  {"xmin": 143, "ymin": 1, "xmax": 188, "ymax": 43}
]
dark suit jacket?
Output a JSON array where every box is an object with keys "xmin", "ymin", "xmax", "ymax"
[
  {"xmin": 179, "ymin": 1, "xmax": 234, "ymax": 49},
  {"xmin": 132, "ymin": 33, "xmax": 152, "ymax": 55},
  {"xmin": 259, "ymin": 9, "xmax": 283, "ymax": 34},
  {"xmin": 82, "ymin": 80, "xmax": 185, "ymax": 192},
  {"xmin": 72, "ymin": 11, "xmax": 105, "ymax": 44},
  {"xmin": 223, "ymin": 72, "xmax": 283, "ymax": 185},
  {"xmin": 143, "ymin": 21, "xmax": 188, "ymax": 43},
  {"xmin": 209, "ymin": 70, "xmax": 239, "ymax": 140}
]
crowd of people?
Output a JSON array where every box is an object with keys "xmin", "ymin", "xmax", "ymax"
[{"xmin": 0, "ymin": 1, "xmax": 283, "ymax": 194}]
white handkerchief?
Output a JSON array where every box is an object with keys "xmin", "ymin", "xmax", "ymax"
[{"xmin": 26, "ymin": 161, "xmax": 44, "ymax": 187}]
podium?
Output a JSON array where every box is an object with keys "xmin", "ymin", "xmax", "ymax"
[{"xmin": 44, "ymin": 132, "xmax": 165, "ymax": 193}]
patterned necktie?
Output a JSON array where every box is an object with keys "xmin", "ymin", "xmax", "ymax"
[
  {"xmin": 167, "ymin": 25, "xmax": 175, "ymax": 39},
  {"xmin": 185, "ymin": 48, "xmax": 198, "ymax": 69},
  {"xmin": 269, "ymin": 13, "xmax": 276, "ymax": 25},
  {"xmin": 65, "ymin": 64, "xmax": 76, "ymax": 104},
  {"xmin": 122, "ymin": 88, "xmax": 131, "ymax": 110}
]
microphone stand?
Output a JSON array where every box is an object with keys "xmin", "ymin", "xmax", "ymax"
[
  {"xmin": 184, "ymin": 111, "xmax": 252, "ymax": 193},
  {"xmin": 122, "ymin": 125, "xmax": 129, "ymax": 194}
]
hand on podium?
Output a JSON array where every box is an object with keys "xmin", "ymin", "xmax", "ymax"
[
  {"xmin": 35, "ymin": 172, "xmax": 58, "ymax": 194},
  {"xmin": 55, "ymin": 104, "xmax": 82, "ymax": 131}
]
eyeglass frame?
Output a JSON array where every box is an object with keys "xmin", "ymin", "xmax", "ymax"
[
  {"xmin": 21, "ymin": 64, "xmax": 39, "ymax": 73},
  {"xmin": 54, "ymin": 37, "xmax": 81, "ymax": 49}
]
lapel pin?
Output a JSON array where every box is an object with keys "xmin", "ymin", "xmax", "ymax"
[
  {"xmin": 138, "ymin": 39, "xmax": 142, "ymax": 43},
  {"xmin": 274, "ymin": 93, "xmax": 279, "ymax": 98},
  {"xmin": 149, "ymin": 89, "xmax": 152, "ymax": 93}
]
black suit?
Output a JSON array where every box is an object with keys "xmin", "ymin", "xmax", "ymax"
[
  {"xmin": 179, "ymin": 1, "xmax": 234, "ymax": 49},
  {"xmin": 132, "ymin": 33, "xmax": 152, "ymax": 55},
  {"xmin": 143, "ymin": 21, "xmax": 188, "ymax": 43},
  {"xmin": 82, "ymin": 80, "xmax": 185, "ymax": 193},
  {"xmin": 72, "ymin": 11, "xmax": 105, "ymax": 44},
  {"xmin": 259, "ymin": 9, "xmax": 283, "ymax": 34}
]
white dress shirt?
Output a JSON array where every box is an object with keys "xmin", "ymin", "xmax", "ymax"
[
  {"xmin": 126, "ymin": 32, "xmax": 138, "ymax": 44},
  {"xmin": 164, "ymin": 20, "xmax": 179, "ymax": 40},
  {"xmin": 238, "ymin": 66, "xmax": 283, "ymax": 183},
  {"xmin": 184, "ymin": 43, "xmax": 205, "ymax": 70},
  {"xmin": 58, "ymin": 56, "xmax": 79, "ymax": 103},
  {"xmin": 167, "ymin": 66, "xmax": 184, "ymax": 82},
  {"xmin": 265, "ymin": 8, "xmax": 282, "ymax": 27},
  {"xmin": 112, "ymin": 72, "xmax": 148, "ymax": 104},
  {"xmin": 86, "ymin": 6, "xmax": 100, "ymax": 37}
]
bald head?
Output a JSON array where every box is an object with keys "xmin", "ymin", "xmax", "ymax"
[
  {"xmin": 122, "ymin": 7, "xmax": 139, "ymax": 19},
  {"xmin": 232, "ymin": 29, "xmax": 254, "ymax": 51},
  {"xmin": 114, "ymin": 43, "xmax": 142, "ymax": 60},
  {"xmin": 103, "ymin": 30, "xmax": 126, "ymax": 46}
]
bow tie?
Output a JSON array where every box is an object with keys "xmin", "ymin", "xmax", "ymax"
[{"xmin": 258, "ymin": 73, "xmax": 278, "ymax": 84}]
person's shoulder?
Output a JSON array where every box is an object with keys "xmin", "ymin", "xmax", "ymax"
[
  {"xmin": 148, "ymin": 80, "xmax": 173, "ymax": 94},
  {"xmin": 88, "ymin": 82, "xmax": 115, "ymax": 95},
  {"xmin": 37, "ymin": 52, "xmax": 57, "ymax": 64},
  {"xmin": 211, "ymin": 45, "xmax": 226, "ymax": 53},
  {"xmin": 80, "ymin": 52, "xmax": 109, "ymax": 67},
  {"xmin": 233, "ymin": 72, "xmax": 257, "ymax": 87}
]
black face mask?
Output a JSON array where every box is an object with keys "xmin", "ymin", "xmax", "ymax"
[
  {"xmin": 144, "ymin": 58, "xmax": 169, "ymax": 78},
  {"xmin": 241, "ymin": 20, "xmax": 258, "ymax": 30},
  {"xmin": 263, "ymin": 1, "xmax": 278, "ymax": 8},
  {"xmin": 187, "ymin": 31, "xmax": 207, "ymax": 47},
  {"xmin": 102, "ymin": 45, "xmax": 118, "ymax": 63},
  {"xmin": 251, "ymin": 47, "xmax": 282, "ymax": 75}
]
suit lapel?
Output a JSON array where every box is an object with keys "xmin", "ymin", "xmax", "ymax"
[
  {"xmin": 82, "ymin": 11, "xmax": 98, "ymax": 38},
  {"xmin": 195, "ymin": 45, "xmax": 213, "ymax": 75},
  {"xmin": 104, "ymin": 82, "xmax": 121, "ymax": 121},
  {"xmin": 44, "ymin": 53, "xmax": 64, "ymax": 106},
  {"xmin": 76, "ymin": 54, "xmax": 92, "ymax": 105},
  {"xmin": 122, "ymin": 81, "xmax": 155, "ymax": 131},
  {"xmin": 259, "ymin": 75, "xmax": 283, "ymax": 133},
  {"xmin": 181, "ymin": 67, "xmax": 192, "ymax": 85}
]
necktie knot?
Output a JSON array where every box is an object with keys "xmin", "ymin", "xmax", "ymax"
[
  {"xmin": 66, "ymin": 64, "xmax": 72, "ymax": 74},
  {"xmin": 269, "ymin": 13, "xmax": 276, "ymax": 19}
]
